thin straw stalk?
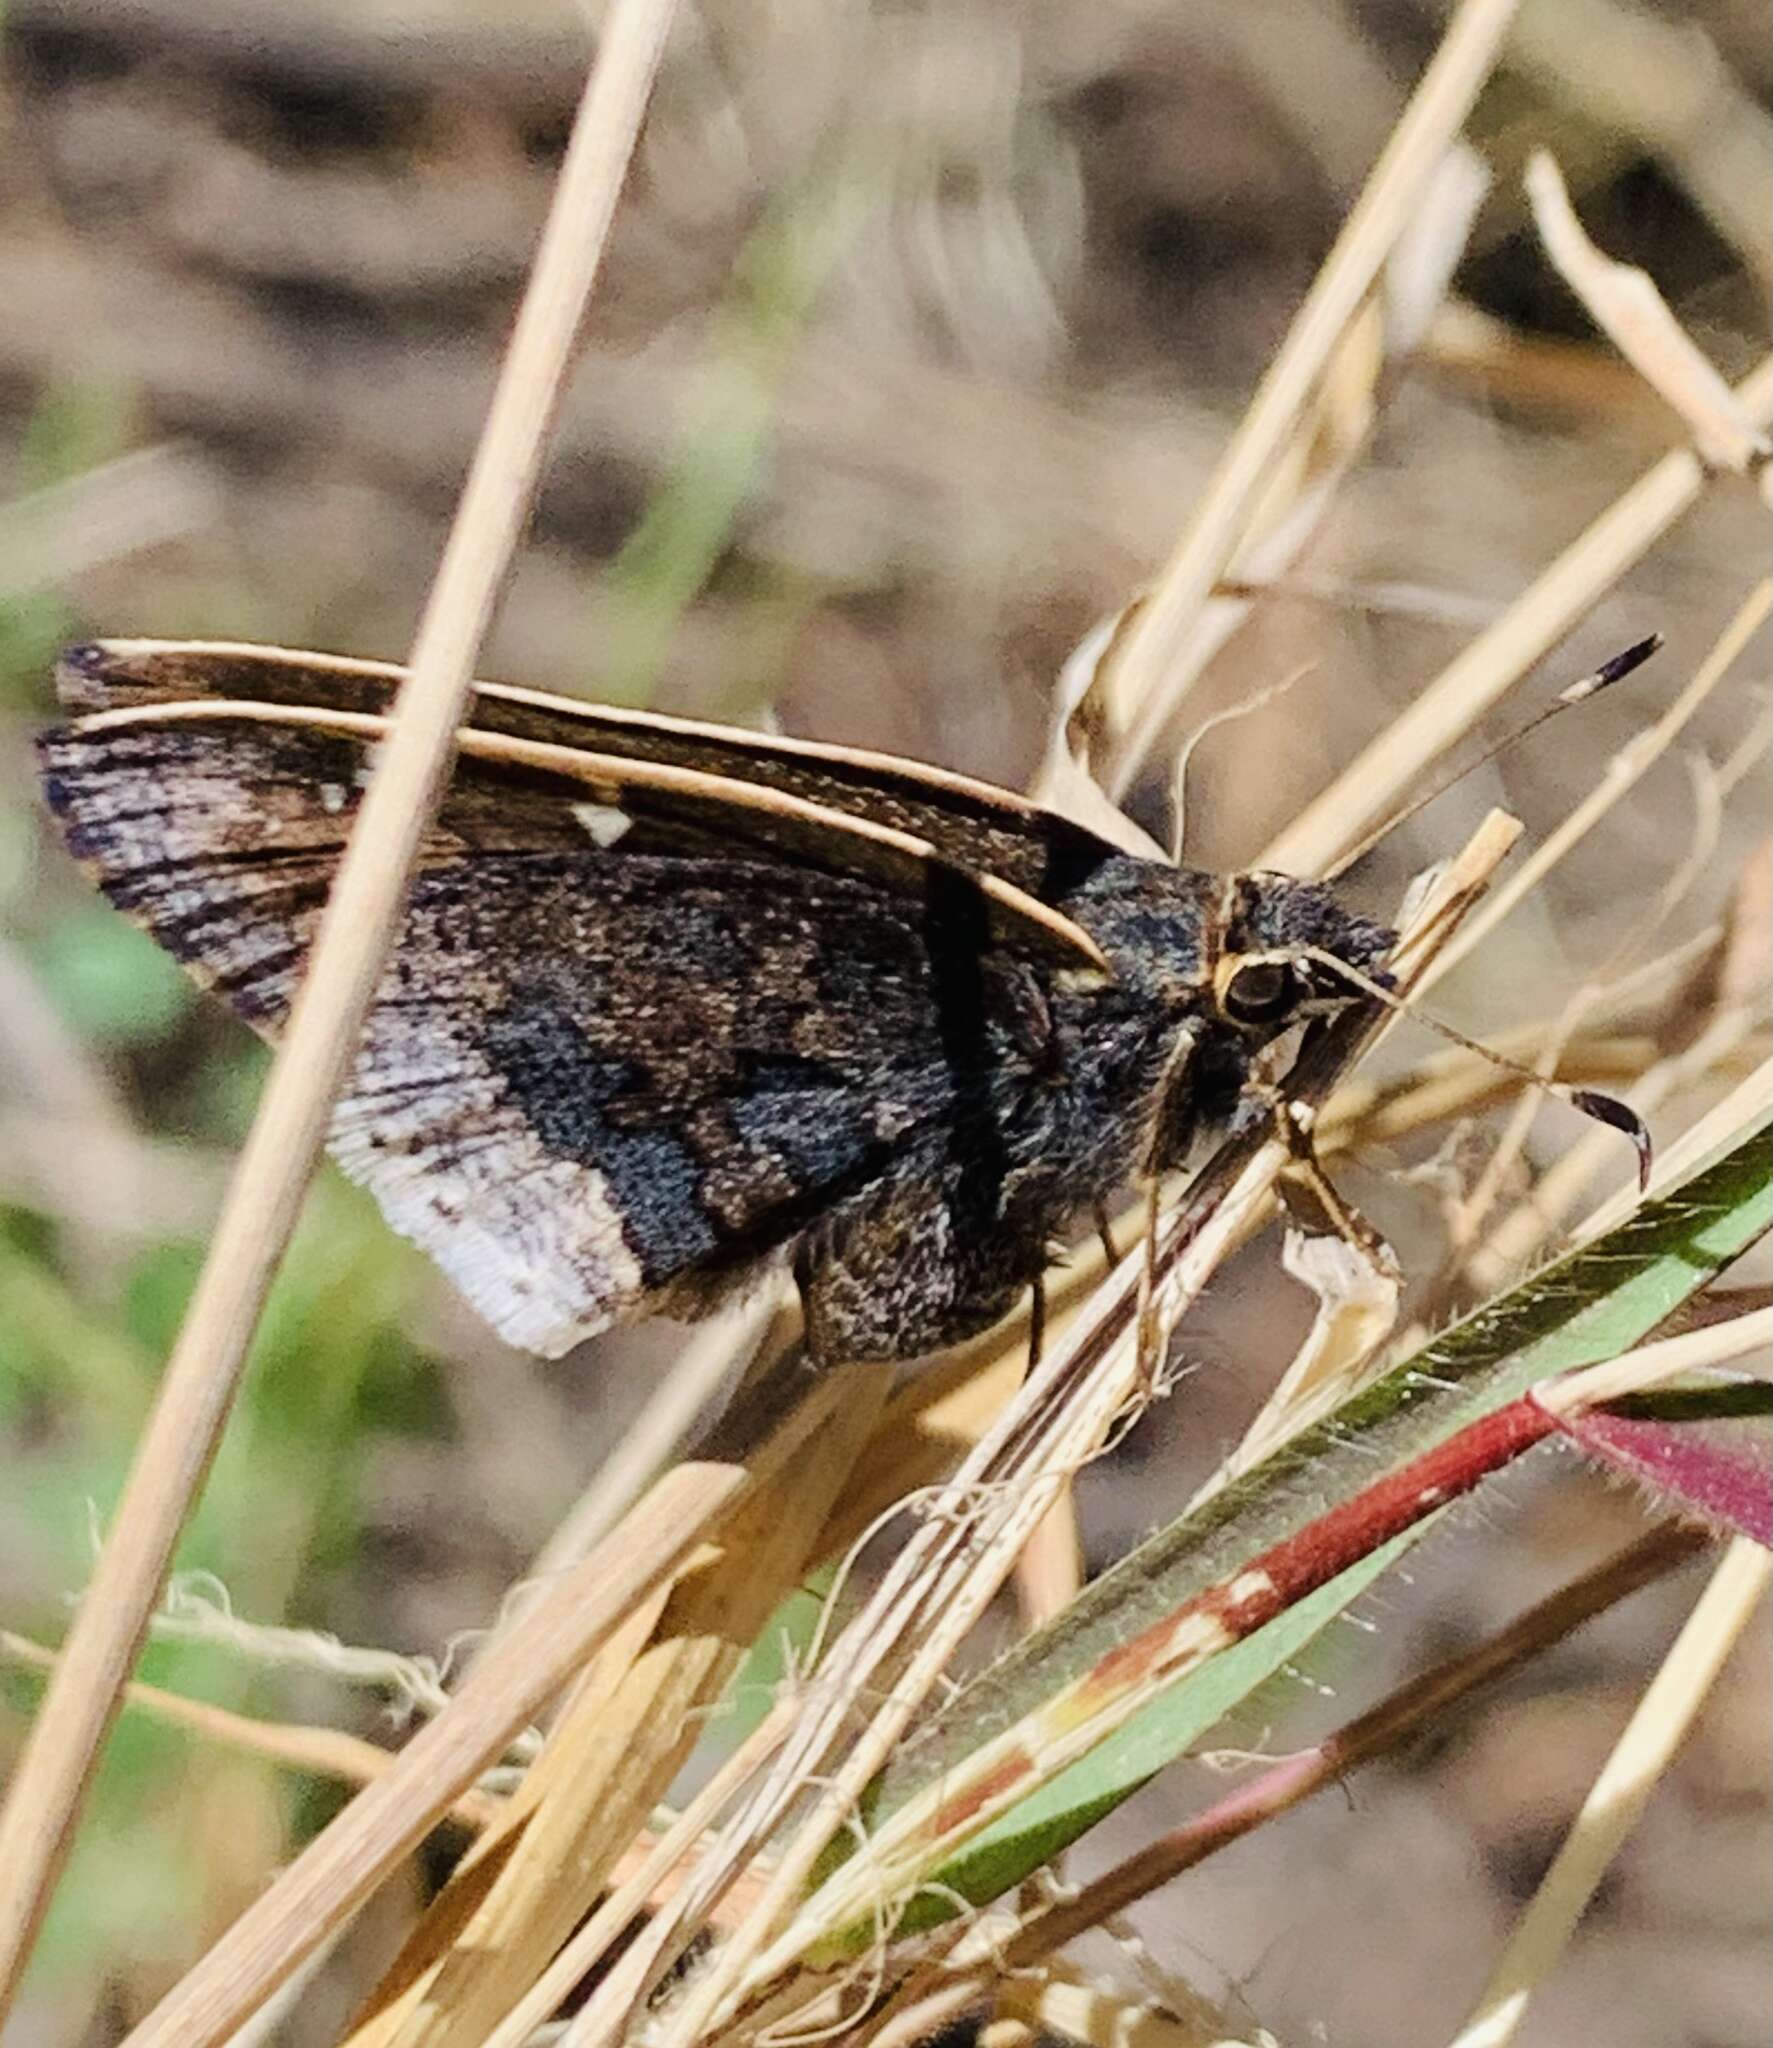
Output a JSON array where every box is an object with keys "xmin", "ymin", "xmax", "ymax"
[
  {"xmin": 1450, "ymin": 1536, "xmax": 1772, "ymax": 2048},
  {"xmin": 351, "ymin": 1366, "xmax": 892, "ymax": 2048},
  {"xmin": 1263, "ymin": 354, "xmax": 1773, "ymax": 877},
  {"xmin": 119, "ymin": 1454, "xmax": 744, "ymax": 2047},
  {"xmin": 1100, "ymin": 0, "xmax": 1523, "ymax": 791},
  {"xmin": 0, "ymin": 0, "xmax": 680, "ymax": 2015}
]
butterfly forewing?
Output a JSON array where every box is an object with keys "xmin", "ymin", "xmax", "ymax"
[
  {"xmin": 39, "ymin": 641, "xmax": 1118, "ymax": 1357},
  {"xmin": 55, "ymin": 640, "xmax": 1120, "ymax": 898}
]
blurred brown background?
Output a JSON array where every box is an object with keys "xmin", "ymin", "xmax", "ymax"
[{"xmin": 0, "ymin": 1, "xmax": 1766, "ymax": 2042}]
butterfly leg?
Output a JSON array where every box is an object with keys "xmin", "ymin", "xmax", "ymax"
[
  {"xmin": 1132, "ymin": 1175, "xmax": 1167, "ymax": 1397},
  {"xmin": 1258, "ymin": 1089, "xmax": 1399, "ymax": 1282},
  {"xmin": 1093, "ymin": 1202, "xmax": 1121, "ymax": 1269},
  {"xmin": 1027, "ymin": 1268, "xmax": 1046, "ymax": 1370}
]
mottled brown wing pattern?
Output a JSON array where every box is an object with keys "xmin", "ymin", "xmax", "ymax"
[
  {"xmin": 56, "ymin": 639, "xmax": 1122, "ymax": 900},
  {"xmin": 38, "ymin": 644, "xmax": 1111, "ymax": 1357}
]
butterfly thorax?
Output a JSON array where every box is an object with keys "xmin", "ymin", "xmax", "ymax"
[{"xmin": 1045, "ymin": 854, "xmax": 1396, "ymax": 1177}]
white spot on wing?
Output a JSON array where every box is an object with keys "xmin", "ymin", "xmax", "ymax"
[{"xmin": 571, "ymin": 800, "xmax": 633, "ymax": 849}]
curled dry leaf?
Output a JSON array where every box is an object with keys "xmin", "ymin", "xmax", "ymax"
[{"xmin": 1208, "ymin": 1226, "xmax": 1402, "ymax": 1492}]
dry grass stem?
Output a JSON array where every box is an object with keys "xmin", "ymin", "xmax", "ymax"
[
  {"xmin": 1451, "ymin": 1536, "xmax": 1772, "ymax": 2048},
  {"xmin": 342, "ymin": 1590, "xmax": 681, "ymax": 2048},
  {"xmin": 0, "ymin": 1632, "xmax": 504, "ymax": 1834},
  {"xmin": 128, "ymin": 1327, "xmax": 852, "ymax": 2046},
  {"xmin": 1422, "ymin": 303, "xmax": 1687, "ymax": 427},
  {"xmin": 996, "ymin": 1966, "xmax": 1268, "ymax": 2048},
  {"xmin": 1262, "ymin": 354, "xmax": 1773, "ymax": 878},
  {"xmin": 0, "ymin": 0, "xmax": 680, "ymax": 2014},
  {"xmin": 1538, "ymin": 1306, "xmax": 1773, "ymax": 1415},
  {"xmin": 117, "ymin": 1455, "xmax": 743, "ymax": 2048},
  {"xmin": 1507, "ymin": 0, "xmax": 1773, "ymax": 287},
  {"xmin": 482, "ymin": 1704, "xmax": 805, "ymax": 2048},
  {"xmin": 356, "ymin": 1368, "xmax": 892, "ymax": 2048},
  {"xmin": 1093, "ymin": 0, "xmax": 1520, "ymax": 792},
  {"xmin": 1013, "ymin": 1485, "xmax": 1085, "ymax": 1628},
  {"xmin": 497, "ymin": 1286, "xmax": 789, "ymax": 1614},
  {"xmin": 0, "ymin": 443, "xmax": 221, "ymax": 596},
  {"xmin": 1525, "ymin": 152, "xmax": 1770, "ymax": 469}
]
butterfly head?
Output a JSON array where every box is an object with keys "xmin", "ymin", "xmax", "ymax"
[{"xmin": 1208, "ymin": 871, "xmax": 1396, "ymax": 1039}]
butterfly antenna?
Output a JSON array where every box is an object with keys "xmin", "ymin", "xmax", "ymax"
[
  {"xmin": 1292, "ymin": 945, "xmax": 1654, "ymax": 1191},
  {"xmin": 1323, "ymin": 635, "xmax": 1662, "ymax": 882}
]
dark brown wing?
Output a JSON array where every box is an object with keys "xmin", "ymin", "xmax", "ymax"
[
  {"xmin": 39, "ymin": 668, "xmax": 1086, "ymax": 1357},
  {"xmin": 54, "ymin": 638, "xmax": 1122, "ymax": 903}
]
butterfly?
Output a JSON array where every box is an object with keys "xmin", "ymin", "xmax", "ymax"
[{"xmin": 38, "ymin": 638, "xmax": 1395, "ymax": 1364}]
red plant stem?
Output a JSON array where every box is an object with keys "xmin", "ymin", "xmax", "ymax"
[
  {"xmin": 1241, "ymin": 1396, "xmax": 1559, "ymax": 1613},
  {"xmin": 858, "ymin": 1520, "xmax": 1709, "ymax": 2048},
  {"xmin": 1012, "ymin": 1517, "xmax": 1709, "ymax": 1961},
  {"xmin": 1076, "ymin": 1395, "xmax": 1561, "ymax": 1717}
]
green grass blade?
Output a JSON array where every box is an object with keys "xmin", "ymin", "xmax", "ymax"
[{"xmin": 808, "ymin": 1108, "xmax": 1771, "ymax": 1947}]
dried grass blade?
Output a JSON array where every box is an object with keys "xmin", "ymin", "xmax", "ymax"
[
  {"xmin": 372, "ymin": 1369, "xmax": 892, "ymax": 2048},
  {"xmin": 1262, "ymin": 354, "xmax": 1773, "ymax": 878},
  {"xmin": 996, "ymin": 1962, "xmax": 1263, "ymax": 2048},
  {"xmin": 498, "ymin": 1289, "xmax": 787, "ymax": 1616},
  {"xmin": 481, "ymin": 1704, "xmax": 798, "ymax": 2048},
  {"xmin": 1224, "ymin": 1228, "xmax": 1402, "ymax": 1483},
  {"xmin": 0, "ymin": 1633, "xmax": 502, "ymax": 1835},
  {"xmin": 1095, "ymin": 0, "xmax": 1521, "ymax": 791},
  {"xmin": 1536, "ymin": 1306, "xmax": 1773, "ymax": 1416},
  {"xmin": 343, "ymin": 1592, "xmax": 677, "ymax": 2048},
  {"xmin": 1525, "ymin": 152, "xmax": 1769, "ymax": 470},
  {"xmin": 1059, "ymin": 146, "xmax": 1481, "ymax": 818},
  {"xmin": 0, "ymin": 0, "xmax": 679, "ymax": 2015},
  {"xmin": 1507, "ymin": 0, "xmax": 1773, "ymax": 290},
  {"xmin": 116, "ymin": 1452, "xmax": 743, "ymax": 2048}
]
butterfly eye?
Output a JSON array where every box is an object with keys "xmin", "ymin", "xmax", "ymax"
[{"xmin": 1221, "ymin": 959, "xmax": 1298, "ymax": 1025}]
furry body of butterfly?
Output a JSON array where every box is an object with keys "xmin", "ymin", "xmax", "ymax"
[{"xmin": 39, "ymin": 640, "xmax": 1393, "ymax": 1363}]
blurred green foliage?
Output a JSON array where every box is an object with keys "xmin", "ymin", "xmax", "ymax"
[{"xmin": 1, "ymin": 378, "xmax": 458, "ymax": 1996}]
